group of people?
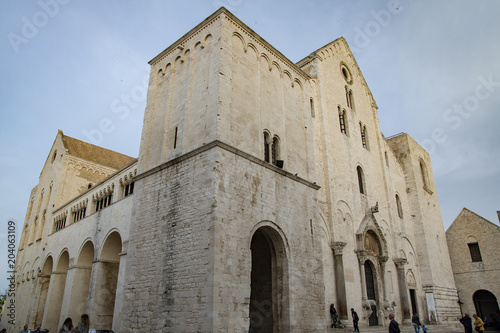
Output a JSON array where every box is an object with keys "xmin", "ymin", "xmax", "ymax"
[
  {"xmin": 328, "ymin": 305, "xmax": 431, "ymax": 333},
  {"xmin": 58, "ymin": 314, "xmax": 90, "ymax": 333},
  {"xmin": 15, "ymin": 314, "xmax": 90, "ymax": 333},
  {"xmin": 459, "ymin": 313, "xmax": 486, "ymax": 333}
]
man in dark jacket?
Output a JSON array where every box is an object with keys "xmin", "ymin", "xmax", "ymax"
[
  {"xmin": 389, "ymin": 313, "xmax": 401, "ymax": 333},
  {"xmin": 460, "ymin": 313, "xmax": 473, "ymax": 333},
  {"xmin": 412, "ymin": 313, "xmax": 422, "ymax": 333},
  {"xmin": 351, "ymin": 308, "xmax": 360, "ymax": 332},
  {"xmin": 330, "ymin": 303, "xmax": 338, "ymax": 328}
]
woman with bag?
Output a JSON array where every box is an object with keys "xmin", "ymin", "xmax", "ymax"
[{"xmin": 473, "ymin": 314, "xmax": 485, "ymax": 332}]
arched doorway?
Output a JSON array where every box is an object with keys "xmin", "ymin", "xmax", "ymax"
[
  {"xmin": 250, "ymin": 226, "xmax": 289, "ymax": 332},
  {"xmin": 364, "ymin": 260, "xmax": 379, "ymax": 326},
  {"xmin": 473, "ymin": 290, "xmax": 500, "ymax": 324}
]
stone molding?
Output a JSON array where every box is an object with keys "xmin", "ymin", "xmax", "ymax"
[{"xmin": 135, "ymin": 139, "xmax": 321, "ymax": 190}]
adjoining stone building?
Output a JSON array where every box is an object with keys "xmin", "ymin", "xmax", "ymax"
[
  {"xmin": 2, "ymin": 8, "xmax": 461, "ymax": 332},
  {"xmin": 446, "ymin": 208, "xmax": 500, "ymax": 327}
]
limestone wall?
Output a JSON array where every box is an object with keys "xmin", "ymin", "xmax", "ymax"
[{"xmin": 446, "ymin": 209, "xmax": 500, "ymax": 318}]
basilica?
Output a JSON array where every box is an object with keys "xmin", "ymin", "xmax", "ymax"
[{"xmin": 2, "ymin": 7, "xmax": 461, "ymax": 332}]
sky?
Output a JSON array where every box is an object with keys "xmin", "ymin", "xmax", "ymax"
[{"xmin": 0, "ymin": 0, "xmax": 499, "ymax": 291}]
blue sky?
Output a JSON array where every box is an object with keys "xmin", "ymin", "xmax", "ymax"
[{"xmin": 0, "ymin": 0, "xmax": 499, "ymax": 291}]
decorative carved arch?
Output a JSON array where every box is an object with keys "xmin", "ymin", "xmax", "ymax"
[
  {"xmin": 246, "ymin": 43, "xmax": 258, "ymax": 58},
  {"xmin": 202, "ymin": 33, "xmax": 212, "ymax": 49},
  {"xmin": 294, "ymin": 78, "xmax": 303, "ymax": 90},
  {"xmin": 260, "ymin": 53, "xmax": 271, "ymax": 71},
  {"xmin": 232, "ymin": 31, "xmax": 246, "ymax": 50},
  {"xmin": 271, "ymin": 61, "xmax": 281, "ymax": 74},
  {"xmin": 355, "ymin": 213, "xmax": 388, "ymax": 258},
  {"xmin": 283, "ymin": 70, "xmax": 293, "ymax": 86}
]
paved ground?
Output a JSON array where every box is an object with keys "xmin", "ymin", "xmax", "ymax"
[{"xmin": 326, "ymin": 324, "xmax": 500, "ymax": 333}]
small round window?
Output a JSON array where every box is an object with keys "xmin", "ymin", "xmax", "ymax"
[
  {"xmin": 340, "ymin": 63, "xmax": 353, "ymax": 84},
  {"xmin": 51, "ymin": 150, "xmax": 57, "ymax": 163}
]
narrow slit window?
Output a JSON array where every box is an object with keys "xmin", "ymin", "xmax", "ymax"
[
  {"xmin": 357, "ymin": 166, "xmax": 366, "ymax": 194},
  {"xmin": 174, "ymin": 126, "xmax": 178, "ymax": 149}
]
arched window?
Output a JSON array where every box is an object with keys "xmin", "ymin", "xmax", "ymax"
[
  {"xmin": 264, "ymin": 132, "xmax": 281, "ymax": 167},
  {"xmin": 396, "ymin": 194, "xmax": 403, "ymax": 218},
  {"xmin": 338, "ymin": 106, "xmax": 348, "ymax": 135},
  {"xmin": 357, "ymin": 166, "xmax": 366, "ymax": 194},
  {"xmin": 348, "ymin": 90, "xmax": 355, "ymax": 110},
  {"xmin": 310, "ymin": 98, "xmax": 315, "ymax": 118},
  {"xmin": 264, "ymin": 132, "xmax": 271, "ymax": 163},
  {"xmin": 271, "ymin": 136, "xmax": 280, "ymax": 166}
]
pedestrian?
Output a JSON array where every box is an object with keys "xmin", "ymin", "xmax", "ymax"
[
  {"xmin": 32, "ymin": 326, "xmax": 42, "ymax": 333},
  {"xmin": 330, "ymin": 303, "xmax": 338, "ymax": 328},
  {"xmin": 460, "ymin": 313, "xmax": 473, "ymax": 333},
  {"xmin": 351, "ymin": 308, "xmax": 360, "ymax": 332},
  {"xmin": 75, "ymin": 314, "xmax": 90, "ymax": 333},
  {"xmin": 412, "ymin": 313, "xmax": 422, "ymax": 333},
  {"xmin": 388, "ymin": 313, "xmax": 401, "ymax": 333},
  {"xmin": 472, "ymin": 314, "xmax": 485, "ymax": 332},
  {"xmin": 58, "ymin": 318, "xmax": 74, "ymax": 333},
  {"xmin": 20, "ymin": 325, "xmax": 29, "ymax": 333},
  {"xmin": 422, "ymin": 325, "xmax": 428, "ymax": 332}
]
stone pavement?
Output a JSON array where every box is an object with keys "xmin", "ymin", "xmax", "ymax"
[{"xmin": 326, "ymin": 324, "xmax": 474, "ymax": 333}]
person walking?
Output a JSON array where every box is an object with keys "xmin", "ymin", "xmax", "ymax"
[
  {"xmin": 20, "ymin": 325, "xmax": 29, "ymax": 333},
  {"xmin": 330, "ymin": 304, "xmax": 338, "ymax": 328},
  {"xmin": 460, "ymin": 313, "xmax": 473, "ymax": 333},
  {"xmin": 473, "ymin": 314, "xmax": 485, "ymax": 332},
  {"xmin": 412, "ymin": 313, "xmax": 422, "ymax": 333},
  {"xmin": 389, "ymin": 313, "xmax": 401, "ymax": 333},
  {"xmin": 351, "ymin": 308, "xmax": 360, "ymax": 332},
  {"xmin": 75, "ymin": 314, "xmax": 90, "ymax": 333}
]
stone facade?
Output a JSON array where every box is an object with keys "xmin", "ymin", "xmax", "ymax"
[
  {"xmin": 2, "ymin": 8, "xmax": 461, "ymax": 333},
  {"xmin": 446, "ymin": 208, "xmax": 500, "ymax": 326}
]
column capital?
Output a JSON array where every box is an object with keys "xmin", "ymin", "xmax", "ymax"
[
  {"xmin": 355, "ymin": 249, "xmax": 368, "ymax": 262},
  {"xmin": 331, "ymin": 241, "xmax": 347, "ymax": 255},
  {"xmin": 379, "ymin": 255, "xmax": 389, "ymax": 263},
  {"xmin": 393, "ymin": 258, "xmax": 407, "ymax": 269}
]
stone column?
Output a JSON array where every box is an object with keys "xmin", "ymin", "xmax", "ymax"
[
  {"xmin": 332, "ymin": 242, "xmax": 348, "ymax": 321},
  {"xmin": 359, "ymin": 259, "xmax": 368, "ymax": 302},
  {"xmin": 379, "ymin": 256, "xmax": 389, "ymax": 303},
  {"xmin": 112, "ymin": 249, "xmax": 128, "ymax": 332},
  {"xmin": 394, "ymin": 258, "xmax": 411, "ymax": 322}
]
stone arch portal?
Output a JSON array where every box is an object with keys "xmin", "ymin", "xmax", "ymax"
[
  {"xmin": 250, "ymin": 226, "xmax": 289, "ymax": 332},
  {"xmin": 473, "ymin": 290, "xmax": 500, "ymax": 323},
  {"xmin": 355, "ymin": 214, "xmax": 389, "ymax": 327}
]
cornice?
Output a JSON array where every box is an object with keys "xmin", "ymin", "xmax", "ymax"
[
  {"xmin": 135, "ymin": 140, "xmax": 320, "ymax": 190},
  {"xmin": 149, "ymin": 7, "xmax": 226, "ymax": 66},
  {"xmin": 222, "ymin": 10, "xmax": 310, "ymax": 82}
]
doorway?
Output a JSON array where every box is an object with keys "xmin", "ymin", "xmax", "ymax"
[
  {"xmin": 250, "ymin": 227, "xmax": 288, "ymax": 332},
  {"xmin": 473, "ymin": 289, "xmax": 500, "ymax": 327},
  {"xmin": 409, "ymin": 289, "xmax": 418, "ymax": 316},
  {"xmin": 365, "ymin": 260, "xmax": 378, "ymax": 326}
]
